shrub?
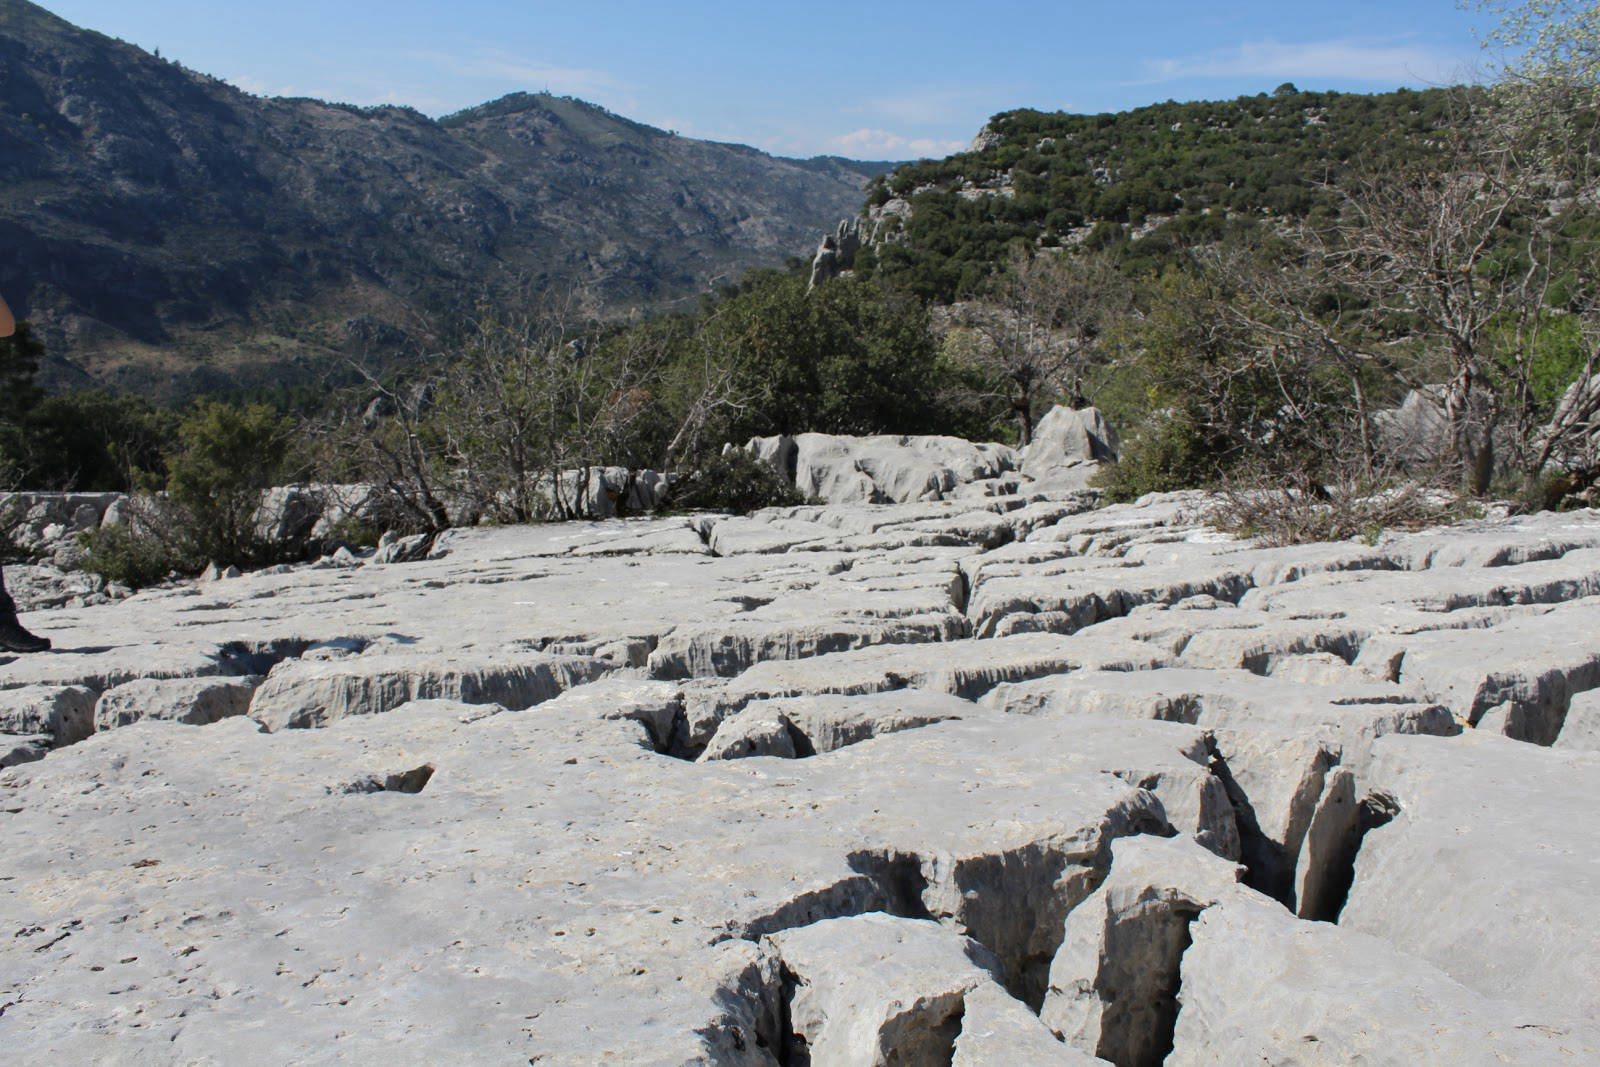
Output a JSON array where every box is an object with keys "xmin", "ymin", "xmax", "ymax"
[
  {"xmin": 662, "ymin": 449, "xmax": 810, "ymax": 514},
  {"xmin": 78, "ymin": 510, "xmax": 187, "ymax": 588},
  {"xmin": 1207, "ymin": 470, "xmax": 1478, "ymax": 546},
  {"xmin": 1091, "ymin": 408, "xmax": 1226, "ymax": 502},
  {"xmin": 80, "ymin": 401, "xmax": 300, "ymax": 586}
]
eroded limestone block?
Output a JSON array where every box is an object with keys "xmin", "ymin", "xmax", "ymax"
[
  {"xmin": 698, "ymin": 689, "xmax": 970, "ymax": 761},
  {"xmin": 1042, "ymin": 836, "xmax": 1243, "ymax": 1063},
  {"xmin": 1168, "ymin": 885, "xmax": 1600, "ymax": 1064},
  {"xmin": 248, "ymin": 652, "xmax": 614, "ymax": 729},
  {"xmin": 0, "ymin": 685, "xmax": 96, "ymax": 746},
  {"xmin": 1340, "ymin": 732, "xmax": 1600, "ymax": 1022},
  {"xmin": 765, "ymin": 914, "xmax": 1003, "ymax": 1066},
  {"xmin": 94, "ymin": 676, "xmax": 263, "ymax": 731}
]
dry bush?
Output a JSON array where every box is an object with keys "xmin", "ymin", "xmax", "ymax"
[{"xmin": 1208, "ymin": 465, "xmax": 1478, "ymax": 546}]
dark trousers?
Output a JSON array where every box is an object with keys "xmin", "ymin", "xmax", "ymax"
[{"xmin": 0, "ymin": 565, "xmax": 14, "ymax": 617}]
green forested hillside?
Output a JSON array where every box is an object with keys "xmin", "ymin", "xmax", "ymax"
[{"xmin": 859, "ymin": 86, "xmax": 1478, "ymax": 300}]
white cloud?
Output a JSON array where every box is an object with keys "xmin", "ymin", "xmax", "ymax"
[
  {"xmin": 1135, "ymin": 37, "xmax": 1476, "ymax": 87},
  {"xmin": 829, "ymin": 128, "xmax": 966, "ymax": 158}
]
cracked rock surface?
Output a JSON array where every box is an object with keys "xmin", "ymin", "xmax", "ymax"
[{"xmin": 4, "ymin": 487, "xmax": 1600, "ymax": 1062}]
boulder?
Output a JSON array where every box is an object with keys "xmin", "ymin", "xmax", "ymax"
[
  {"xmin": 743, "ymin": 432, "xmax": 1019, "ymax": 505},
  {"xmin": 1021, "ymin": 405, "xmax": 1119, "ymax": 480},
  {"xmin": 1373, "ymin": 385, "xmax": 1452, "ymax": 469}
]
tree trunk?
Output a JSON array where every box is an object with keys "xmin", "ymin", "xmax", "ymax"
[{"xmin": 1015, "ymin": 395, "xmax": 1034, "ymax": 448}]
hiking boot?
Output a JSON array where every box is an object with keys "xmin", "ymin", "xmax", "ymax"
[{"xmin": 0, "ymin": 614, "xmax": 49, "ymax": 653}]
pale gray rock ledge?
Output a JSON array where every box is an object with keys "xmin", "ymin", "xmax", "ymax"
[{"xmin": 3, "ymin": 487, "xmax": 1600, "ymax": 1061}]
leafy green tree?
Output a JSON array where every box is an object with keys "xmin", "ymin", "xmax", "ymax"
[
  {"xmin": 165, "ymin": 401, "xmax": 295, "ymax": 565},
  {"xmin": 26, "ymin": 392, "xmax": 177, "ymax": 491},
  {"xmin": 0, "ymin": 322, "xmax": 47, "ymax": 486}
]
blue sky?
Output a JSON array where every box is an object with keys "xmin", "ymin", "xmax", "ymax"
[{"xmin": 41, "ymin": 1, "xmax": 1495, "ymax": 159}]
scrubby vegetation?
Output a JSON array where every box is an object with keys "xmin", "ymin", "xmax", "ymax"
[{"xmin": 6, "ymin": 0, "xmax": 1600, "ymax": 568}]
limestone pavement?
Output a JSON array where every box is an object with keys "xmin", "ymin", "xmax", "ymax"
[{"xmin": 3, "ymin": 476, "xmax": 1600, "ymax": 1063}]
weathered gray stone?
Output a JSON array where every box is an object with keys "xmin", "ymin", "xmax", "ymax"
[
  {"xmin": 649, "ymin": 612, "xmax": 966, "ymax": 680},
  {"xmin": 1169, "ymin": 883, "xmax": 1600, "ymax": 1064},
  {"xmin": 0, "ymin": 685, "xmax": 96, "ymax": 745},
  {"xmin": 1554, "ymin": 687, "xmax": 1600, "ymax": 750},
  {"xmin": 698, "ymin": 689, "xmax": 971, "ymax": 761},
  {"xmin": 0, "ymin": 698, "xmax": 1166, "ymax": 1061},
  {"xmin": 2, "ymin": 487, "xmax": 1599, "ymax": 1058},
  {"xmin": 1042, "ymin": 836, "xmax": 1243, "ymax": 1063},
  {"xmin": 1353, "ymin": 597, "xmax": 1600, "ymax": 743},
  {"xmin": 1340, "ymin": 732, "xmax": 1600, "ymax": 1022},
  {"xmin": 765, "ymin": 913, "xmax": 1002, "ymax": 1065},
  {"xmin": 956, "ymin": 981, "xmax": 1103, "ymax": 1064},
  {"xmin": 0, "ymin": 732, "xmax": 51, "ymax": 768},
  {"xmin": 744, "ymin": 431, "xmax": 1019, "ymax": 504},
  {"xmin": 94, "ymin": 676, "xmax": 263, "ymax": 730},
  {"xmin": 982, "ymin": 667, "xmax": 1454, "ymax": 744},
  {"xmin": 248, "ymin": 653, "xmax": 615, "ymax": 730},
  {"xmin": 1022, "ymin": 405, "xmax": 1119, "ymax": 480}
]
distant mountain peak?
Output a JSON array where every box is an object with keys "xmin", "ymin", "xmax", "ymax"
[{"xmin": 0, "ymin": 3, "xmax": 891, "ymax": 398}]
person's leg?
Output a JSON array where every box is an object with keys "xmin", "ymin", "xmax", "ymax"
[{"xmin": 0, "ymin": 564, "xmax": 50, "ymax": 653}]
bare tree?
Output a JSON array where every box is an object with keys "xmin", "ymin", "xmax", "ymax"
[
  {"xmin": 658, "ymin": 313, "xmax": 753, "ymax": 470},
  {"xmin": 1199, "ymin": 241, "xmax": 1387, "ymax": 477},
  {"xmin": 343, "ymin": 363, "xmax": 455, "ymax": 533},
  {"xmin": 1312, "ymin": 122, "xmax": 1552, "ymax": 493},
  {"xmin": 958, "ymin": 248, "xmax": 1125, "ymax": 446}
]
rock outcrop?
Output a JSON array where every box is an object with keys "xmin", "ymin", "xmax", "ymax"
[
  {"xmin": 808, "ymin": 216, "xmax": 864, "ymax": 289},
  {"xmin": 3, "ymin": 463, "xmax": 1599, "ymax": 1061},
  {"xmin": 741, "ymin": 408, "xmax": 1112, "ymax": 505}
]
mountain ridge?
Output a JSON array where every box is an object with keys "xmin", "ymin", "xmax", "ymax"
[{"xmin": 0, "ymin": 0, "xmax": 891, "ymax": 397}]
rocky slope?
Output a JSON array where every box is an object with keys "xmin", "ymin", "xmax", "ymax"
[
  {"xmin": 0, "ymin": 0, "xmax": 887, "ymax": 397},
  {"xmin": 2, "ymin": 439, "xmax": 1599, "ymax": 1061}
]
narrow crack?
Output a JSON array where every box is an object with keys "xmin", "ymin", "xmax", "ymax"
[{"xmin": 1320, "ymin": 791, "xmax": 1401, "ymax": 924}]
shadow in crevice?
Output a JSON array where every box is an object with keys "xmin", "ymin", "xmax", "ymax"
[
  {"xmin": 335, "ymin": 763, "xmax": 436, "ymax": 795},
  {"xmin": 1315, "ymin": 791, "xmax": 1401, "ymax": 924},
  {"xmin": 1202, "ymin": 742, "xmax": 1283, "ymax": 900}
]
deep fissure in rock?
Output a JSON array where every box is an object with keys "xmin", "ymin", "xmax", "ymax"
[
  {"xmin": 1096, "ymin": 899, "xmax": 1206, "ymax": 1067},
  {"xmin": 1321, "ymin": 791, "xmax": 1401, "ymax": 924},
  {"xmin": 218, "ymin": 638, "xmax": 306, "ymax": 676},
  {"xmin": 1203, "ymin": 741, "xmax": 1281, "ymax": 899}
]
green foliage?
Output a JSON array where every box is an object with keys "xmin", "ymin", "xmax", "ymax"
[
  {"xmin": 1092, "ymin": 408, "xmax": 1225, "ymax": 502},
  {"xmin": 77, "ymin": 520, "xmax": 183, "ymax": 589},
  {"xmin": 79, "ymin": 401, "xmax": 298, "ymax": 585},
  {"xmin": 691, "ymin": 271, "xmax": 962, "ymax": 440},
  {"xmin": 869, "ymin": 87, "xmax": 1475, "ymax": 300},
  {"xmin": 661, "ymin": 449, "xmax": 810, "ymax": 514},
  {"xmin": 24, "ymin": 391, "xmax": 176, "ymax": 492},
  {"xmin": 321, "ymin": 514, "xmax": 382, "ymax": 549}
]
